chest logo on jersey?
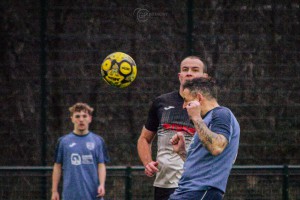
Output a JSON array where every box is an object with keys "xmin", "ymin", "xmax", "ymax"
[
  {"xmin": 164, "ymin": 106, "xmax": 175, "ymax": 110},
  {"xmin": 69, "ymin": 142, "xmax": 76, "ymax": 147},
  {"xmin": 71, "ymin": 153, "xmax": 81, "ymax": 165},
  {"xmin": 86, "ymin": 142, "xmax": 95, "ymax": 150}
]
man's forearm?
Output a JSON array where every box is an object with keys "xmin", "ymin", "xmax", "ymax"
[
  {"xmin": 193, "ymin": 118, "xmax": 227, "ymax": 156},
  {"xmin": 178, "ymin": 150, "xmax": 187, "ymax": 161},
  {"xmin": 52, "ymin": 164, "xmax": 62, "ymax": 192},
  {"xmin": 137, "ymin": 138, "xmax": 153, "ymax": 166},
  {"xmin": 98, "ymin": 164, "xmax": 106, "ymax": 186}
]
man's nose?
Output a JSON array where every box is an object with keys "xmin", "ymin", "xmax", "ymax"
[{"xmin": 186, "ymin": 70, "xmax": 193, "ymax": 75}]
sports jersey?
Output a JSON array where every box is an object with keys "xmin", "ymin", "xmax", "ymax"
[
  {"xmin": 173, "ymin": 106, "xmax": 240, "ymax": 195},
  {"xmin": 145, "ymin": 91, "xmax": 195, "ymax": 188},
  {"xmin": 54, "ymin": 132, "xmax": 109, "ymax": 200}
]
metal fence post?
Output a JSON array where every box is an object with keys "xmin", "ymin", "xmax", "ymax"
[
  {"xmin": 282, "ymin": 165, "xmax": 289, "ymax": 200},
  {"xmin": 39, "ymin": 0, "xmax": 48, "ymax": 199},
  {"xmin": 186, "ymin": 0, "xmax": 194, "ymax": 55},
  {"xmin": 125, "ymin": 166, "xmax": 132, "ymax": 200}
]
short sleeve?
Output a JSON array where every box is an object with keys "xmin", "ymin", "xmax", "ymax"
[
  {"xmin": 210, "ymin": 108, "xmax": 232, "ymax": 142},
  {"xmin": 54, "ymin": 137, "xmax": 63, "ymax": 164},
  {"xmin": 97, "ymin": 138, "xmax": 110, "ymax": 164},
  {"xmin": 144, "ymin": 99, "xmax": 159, "ymax": 132}
]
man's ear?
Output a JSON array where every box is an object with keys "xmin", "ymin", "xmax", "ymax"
[
  {"xmin": 197, "ymin": 93, "xmax": 204, "ymax": 101},
  {"xmin": 178, "ymin": 72, "xmax": 183, "ymax": 83}
]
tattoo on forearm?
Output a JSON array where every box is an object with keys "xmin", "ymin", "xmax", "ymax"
[{"xmin": 194, "ymin": 119, "xmax": 223, "ymax": 152}]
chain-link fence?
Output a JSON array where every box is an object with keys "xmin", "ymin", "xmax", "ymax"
[{"xmin": 1, "ymin": 1, "xmax": 300, "ymax": 199}]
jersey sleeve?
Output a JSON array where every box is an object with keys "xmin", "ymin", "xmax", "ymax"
[
  {"xmin": 97, "ymin": 138, "xmax": 110, "ymax": 164},
  {"xmin": 54, "ymin": 137, "xmax": 63, "ymax": 164},
  {"xmin": 210, "ymin": 108, "xmax": 232, "ymax": 142},
  {"xmin": 144, "ymin": 99, "xmax": 159, "ymax": 132}
]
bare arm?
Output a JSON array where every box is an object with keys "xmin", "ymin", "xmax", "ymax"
[
  {"xmin": 137, "ymin": 126, "xmax": 159, "ymax": 176},
  {"xmin": 137, "ymin": 126, "xmax": 155, "ymax": 166},
  {"xmin": 51, "ymin": 163, "xmax": 62, "ymax": 200},
  {"xmin": 97, "ymin": 163, "xmax": 106, "ymax": 197},
  {"xmin": 186, "ymin": 100, "xmax": 228, "ymax": 156},
  {"xmin": 193, "ymin": 117, "xmax": 228, "ymax": 156}
]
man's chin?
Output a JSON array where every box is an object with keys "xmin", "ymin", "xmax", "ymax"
[{"xmin": 181, "ymin": 78, "xmax": 193, "ymax": 84}]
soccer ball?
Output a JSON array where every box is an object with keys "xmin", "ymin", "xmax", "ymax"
[{"xmin": 100, "ymin": 52, "xmax": 137, "ymax": 88}]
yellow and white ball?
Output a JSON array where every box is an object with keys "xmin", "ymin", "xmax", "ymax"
[{"xmin": 101, "ymin": 52, "xmax": 137, "ymax": 88}]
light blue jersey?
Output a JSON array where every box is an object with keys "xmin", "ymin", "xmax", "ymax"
[
  {"xmin": 174, "ymin": 106, "xmax": 240, "ymax": 194},
  {"xmin": 54, "ymin": 132, "xmax": 109, "ymax": 200}
]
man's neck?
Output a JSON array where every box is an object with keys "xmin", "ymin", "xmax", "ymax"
[
  {"xmin": 201, "ymin": 100, "xmax": 219, "ymax": 117},
  {"xmin": 73, "ymin": 130, "xmax": 89, "ymax": 135}
]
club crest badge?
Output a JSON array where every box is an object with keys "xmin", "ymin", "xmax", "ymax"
[{"xmin": 86, "ymin": 142, "xmax": 95, "ymax": 150}]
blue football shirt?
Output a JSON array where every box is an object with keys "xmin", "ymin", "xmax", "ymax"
[
  {"xmin": 54, "ymin": 132, "xmax": 109, "ymax": 200},
  {"xmin": 175, "ymin": 106, "xmax": 240, "ymax": 194}
]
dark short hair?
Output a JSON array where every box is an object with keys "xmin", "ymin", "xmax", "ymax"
[
  {"xmin": 183, "ymin": 77, "xmax": 218, "ymax": 100},
  {"xmin": 181, "ymin": 55, "xmax": 208, "ymax": 73}
]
